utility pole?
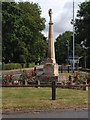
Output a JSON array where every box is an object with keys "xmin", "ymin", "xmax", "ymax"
[
  {"xmin": 72, "ymin": 0, "xmax": 75, "ymax": 73},
  {"xmin": 85, "ymin": 52, "xmax": 86, "ymax": 68},
  {"xmin": 67, "ymin": 40, "xmax": 69, "ymax": 64}
]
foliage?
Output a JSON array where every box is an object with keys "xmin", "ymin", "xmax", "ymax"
[
  {"xmin": 75, "ymin": 1, "xmax": 90, "ymax": 68},
  {"xmin": 3, "ymin": 63, "xmax": 21, "ymax": 70},
  {"xmin": 87, "ymin": 74, "xmax": 90, "ymax": 84},
  {"xmin": 66, "ymin": 72, "xmax": 90, "ymax": 86},
  {"xmin": 55, "ymin": 31, "xmax": 72, "ymax": 64},
  {"xmin": 2, "ymin": 74, "xmax": 14, "ymax": 84},
  {"xmin": 2, "ymin": 69, "xmax": 90, "ymax": 86},
  {"xmin": 19, "ymin": 70, "xmax": 37, "ymax": 82},
  {"xmin": 2, "ymin": 63, "xmax": 35, "ymax": 70},
  {"xmin": 55, "ymin": 31, "xmax": 83, "ymax": 65},
  {"xmin": 2, "ymin": 69, "xmax": 37, "ymax": 85},
  {"xmin": 2, "ymin": 2, "xmax": 47, "ymax": 63},
  {"xmin": 55, "ymin": 1, "xmax": 90, "ymax": 68}
]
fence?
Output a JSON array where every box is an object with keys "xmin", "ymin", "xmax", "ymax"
[
  {"xmin": 2, "ymin": 82, "xmax": 90, "ymax": 91},
  {"xmin": 58, "ymin": 65, "xmax": 90, "ymax": 73}
]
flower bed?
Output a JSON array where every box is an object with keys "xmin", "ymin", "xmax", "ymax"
[
  {"xmin": 2, "ymin": 69, "xmax": 37, "ymax": 85},
  {"xmin": 2, "ymin": 70, "xmax": 90, "ymax": 90}
]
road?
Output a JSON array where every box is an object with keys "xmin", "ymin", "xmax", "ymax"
[{"xmin": 2, "ymin": 109, "xmax": 88, "ymax": 118}]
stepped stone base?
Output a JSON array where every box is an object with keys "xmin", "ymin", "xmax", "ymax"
[
  {"xmin": 36, "ymin": 75, "xmax": 58, "ymax": 82},
  {"xmin": 43, "ymin": 63, "xmax": 59, "ymax": 76}
]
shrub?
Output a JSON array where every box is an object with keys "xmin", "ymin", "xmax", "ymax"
[
  {"xmin": 3, "ymin": 63, "xmax": 22, "ymax": 70},
  {"xmin": 87, "ymin": 75, "xmax": 90, "ymax": 84},
  {"xmin": 3, "ymin": 63, "xmax": 35, "ymax": 70}
]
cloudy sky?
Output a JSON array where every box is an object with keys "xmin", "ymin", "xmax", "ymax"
[{"xmin": 16, "ymin": 0, "xmax": 85, "ymax": 38}]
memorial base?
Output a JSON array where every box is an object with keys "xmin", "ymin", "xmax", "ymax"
[
  {"xmin": 36, "ymin": 75, "xmax": 58, "ymax": 82},
  {"xmin": 43, "ymin": 63, "xmax": 59, "ymax": 76}
]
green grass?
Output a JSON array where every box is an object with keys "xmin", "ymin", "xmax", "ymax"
[{"xmin": 2, "ymin": 87, "xmax": 88, "ymax": 112}]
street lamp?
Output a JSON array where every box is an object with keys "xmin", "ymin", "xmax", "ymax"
[
  {"xmin": 85, "ymin": 51, "xmax": 86, "ymax": 68},
  {"xmin": 66, "ymin": 40, "xmax": 69, "ymax": 64},
  {"xmin": 72, "ymin": 0, "xmax": 75, "ymax": 73}
]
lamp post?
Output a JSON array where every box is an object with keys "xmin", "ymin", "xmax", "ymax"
[
  {"xmin": 85, "ymin": 51, "xmax": 86, "ymax": 68},
  {"xmin": 66, "ymin": 40, "xmax": 69, "ymax": 64},
  {"xmin": 84, "ymin": 46, "xmax": 88, "ymax": 68},
  {"xmin": 72, "ymin": 0, "xmax": 75, "ymax": 73}
]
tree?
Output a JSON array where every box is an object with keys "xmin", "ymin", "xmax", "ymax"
[
  {"xmin": 2, "ymin": 2, "xmax": 47, "ymax": 63},
  {"xmin": 55, "ymin": 31, "xmax": 73, "ymax": 64},
  {"xmin": 2, "ymin": 2, "xmax": 23, "ymax": 63},
  {"xmin": 75, "ymin": 1, "xmax": 90, "ymax": 68},
  {"xmin": 55, "ymin": 31, "xmax": 83, "ymax": 65}
]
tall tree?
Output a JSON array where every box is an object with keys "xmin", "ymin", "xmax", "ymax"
[
  {"xmin": 55, "ymin": 31, "xmax": 83, "ymax": 65},
  {"xmin": 55, "ymin": 31, "xmax": 73, "ymax": 64},
  {"xmin": 2, "ymin": 2, "xmax": 47, "ymax": 63},
  {"xmin": 75, "ymin": 1, "xmax": 90, "ymax": 68},
  {"xmin": 2, "ymin": 2, "xmax": 23, "ymax": 63}
]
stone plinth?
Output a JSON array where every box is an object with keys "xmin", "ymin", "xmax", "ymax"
[
  {"xmin": 37, "ymin": 75, "xmax": 58, "ymax": 82},
  {"xmin": 44, "ymin": 63, "xmax": 58, "ymax": 76}
]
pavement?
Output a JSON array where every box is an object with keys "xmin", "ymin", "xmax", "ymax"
[{"xmin": 2, "ymin": 109, "xmax": 89, "ymax": 118}]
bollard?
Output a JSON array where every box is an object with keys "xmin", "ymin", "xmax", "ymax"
[
  {"xmin": 34, "ymin": 67, "xmax": 37, "ymax": 76},
  {"xmin": 34, "ymin": 67, "xmax": 36, "ymax": 71},
  {"xmin": 68, "ymin": 66, "xmax": 69, "ymax": 73},
  {"xmin": 61, "ymin": 65, "xmax": 63, "ymax": 73},
  {"xmin": 25, "ymin": 80, "xmax": 28, "ymax": 85},
  {"xmin": 36, "ymin": 80, "xmax": 40, "ymax": 88},
  {"xmin": 38, "ymin": 80, "xmax": 40, "ymax": 88},
  {"xmin": 18, "ymin": 80, "xmax": 21, "ymax": 85},
  {"xmin": 52, "ymin": 81, "xmax": 56, "ymax": 100}
]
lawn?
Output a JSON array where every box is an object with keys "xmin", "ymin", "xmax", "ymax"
[{"xmin": 2, "ymin": 87, "xmax": 88, "ymax": 112}]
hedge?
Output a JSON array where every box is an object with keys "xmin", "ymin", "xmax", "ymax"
[{"xmin": 2, "ymin": 63, "xmax": 35, "ymax": 70}]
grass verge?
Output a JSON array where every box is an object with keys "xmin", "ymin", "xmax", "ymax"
[{"xmin": 2, "ymin": 87, "xmax": 88, "ymax": 112}]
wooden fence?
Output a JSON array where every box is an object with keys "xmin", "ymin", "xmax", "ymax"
[{"xmin": 2, "ymin": 82, "xmax": 90, "ymax": 91}]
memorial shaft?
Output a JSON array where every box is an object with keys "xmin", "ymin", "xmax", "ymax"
[{"xmin": 48, "ymin": 9, "xmax": 56, "ymax": 63}]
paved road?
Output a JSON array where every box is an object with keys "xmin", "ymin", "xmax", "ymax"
[{"xmin": 2, "ymin": 109, "xmax": 88, "ymax": 118}]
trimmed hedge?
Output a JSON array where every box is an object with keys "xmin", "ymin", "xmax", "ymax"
[{"xmin": 3, "ymin": 63, "xmax": 35, "ymax": 70}]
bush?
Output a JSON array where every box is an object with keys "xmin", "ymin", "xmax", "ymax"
[
  {"xmin": 28, "ymin": 63, "xmax": 35, "ymax": 68},
  {"xmin": 3, "ymin": 63, "xmax": 35, "ymax": 70},
  {"xmin": 3, "ymin": 63, "xmax": 21, "ymax": 70},
  {"xmin": 87, "ymin": 75, "xmax": 90, "ymax": 84}
]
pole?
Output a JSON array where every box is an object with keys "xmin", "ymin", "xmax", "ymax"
[
  {"xmin": 52, "ymin": 81, "xmax": 56, "ymax": 100},
  {"xmin": 85, "ymin": 51, "xmax": 86, "ymax": 68},
  {"xmin": 67, "ymin": 40, "xmax": 69, "ymax": 64},
  {"xmin": 68, "ymin": 41, "xmax": 69, "ymax": 64},
  {"xmin": 73, "ymin": 0, "xmax": 75, "ymax": 73}
]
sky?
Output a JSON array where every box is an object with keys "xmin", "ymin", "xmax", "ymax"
[{"xmin": 16, "ymin": 0, "xmax": 85, "ymax": 39}]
